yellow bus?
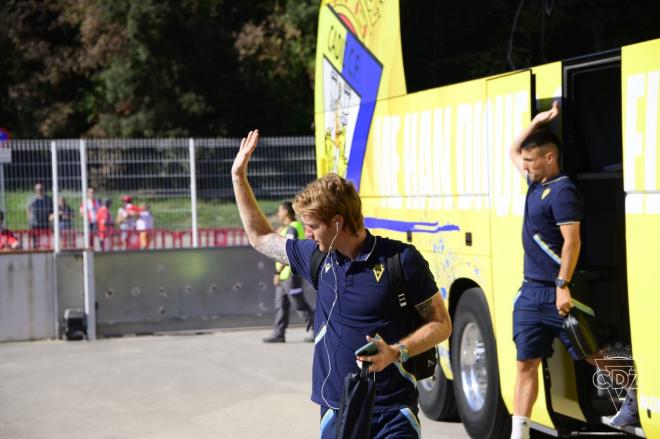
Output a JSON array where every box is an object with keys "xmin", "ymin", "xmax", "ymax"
[{"xmin": 314, "ymin": 1, "xmax": 660, "ymax": 437}]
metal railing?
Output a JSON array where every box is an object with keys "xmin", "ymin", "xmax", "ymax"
[{"xmin": 0, "ymin": 136, "xmax": 316, "ymax": 251}]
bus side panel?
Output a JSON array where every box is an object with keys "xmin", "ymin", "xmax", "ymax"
[
  {"xmin": 622, "ymin": 38, "xmax": 660, "ymax": 438},
  {"xmin": 314, "ymin": 1, "xmax": 405, "ymax": 182},
  {"xmin": 430, "ymin": 253, "xmax": 494, "ymax": 381}
]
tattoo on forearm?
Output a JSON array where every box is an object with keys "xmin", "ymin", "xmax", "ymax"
[
  {"xmin": 255, "ymin": 233, "xmax": 289, "ymax": 265},
  {"xmin": 415, "ymin": 297, "xmax": 439, "ymax": 323}
]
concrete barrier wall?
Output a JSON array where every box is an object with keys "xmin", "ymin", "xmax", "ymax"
[
  {"xmin": 93, "ymin": 247, "xmax": 314, "ymax": 336},
  {"xmin": 1, "ymin": 248, "xmax": 315, "ymax": 341},
  {"xmin": 0, "ymin": 252, "xmax": 57, "ymax": 341}
]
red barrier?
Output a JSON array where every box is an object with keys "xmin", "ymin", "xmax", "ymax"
[{"xmin": 7, "ymin": 228, "xmax": 249, "ymax": 252}]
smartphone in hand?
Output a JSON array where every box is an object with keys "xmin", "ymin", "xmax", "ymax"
[{"xmin": 355, "ymin": 341, "xmax": 379, "ymax": 357}]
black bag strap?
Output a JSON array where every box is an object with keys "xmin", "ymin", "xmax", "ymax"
[
  {"xmin": 386, "ymin": 251, "xmax": 409, "ymax": 308},
  {"xmin": 386, "ymin": 248, "xmax": 438, "ymax": 380},
  {"xmin": 310, "ymin": 248, "xmax": 327, "ymax": 290}
]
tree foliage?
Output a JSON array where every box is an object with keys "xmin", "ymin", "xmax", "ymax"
[{"xmin": 0, "ymin": 0, "xmax": 318, "ymax": 138}]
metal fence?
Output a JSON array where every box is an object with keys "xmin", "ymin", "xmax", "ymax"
[{"xmin": 0, "ymin": 137, "xmax": 316, "ymax": 251}]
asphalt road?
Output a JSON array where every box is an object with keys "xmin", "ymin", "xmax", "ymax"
[{"xmin": 0, "ymin": 328, "xmax": 469, "ymax": 439}]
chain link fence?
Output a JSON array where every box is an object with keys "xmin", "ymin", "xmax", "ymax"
[{"xmin": 0, "ymin": 137, "xmax": 316, "ymax": 251}]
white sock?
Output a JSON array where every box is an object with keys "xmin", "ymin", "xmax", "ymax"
[{"xmin": 511, "ymin": 415, "xmax": 530, "ymax": 439}]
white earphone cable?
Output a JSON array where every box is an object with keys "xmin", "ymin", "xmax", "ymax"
[{"xmin": 320, "ymin": 222, "xmax": 340, "ymax": 410}]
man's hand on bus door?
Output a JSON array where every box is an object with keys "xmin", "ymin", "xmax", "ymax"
[
  {"xmin": 556, "ymin": 286, "xmax": 574, "ymax": 317},
  {"xmin": 532, "ymin": 100, "xmax": 560, "ymax": 128}
]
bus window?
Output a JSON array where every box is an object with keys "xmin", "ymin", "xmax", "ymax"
[{"xmin": 400, "ymin": 0, "xmax": 660, "ymax": 93}]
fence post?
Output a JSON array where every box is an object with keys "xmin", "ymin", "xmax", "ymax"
[
  {"xmin": 83, "ymin": 249, "xmax": 96, "ymax": 340},
  {"xmin": 80, "ymin": 139, "xmax": 90, "ymax": 251},
  {"xmin": 51, "ymin": 141, "xmax": 60, "ymax": 253},
  {"xmin": 0, "ymin": 164, "xmax": 4, "ymax": 213},
  {"xmin": 50, "ymin": 141, "xmax": 61, "ymax": 338},
  {"xmin": 79, "ymin": 139, "xmax": 96, "ymax": 340},
  {"xmin": 189, "ymin": 138, "xmax": 198, "ymax": 248}
]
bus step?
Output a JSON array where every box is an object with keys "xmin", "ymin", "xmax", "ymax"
[{"xmin": 601, "ymin": 416, "xmax": 646, "ymax": 437}]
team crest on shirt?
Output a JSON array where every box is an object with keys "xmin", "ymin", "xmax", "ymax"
[
  {"xmin": 372, "ymin": 263, "xmax": 385, "ymax": 282},
  {"xmin": 541, "ymin": 188, "xmax": 551, "ymax": 200}
]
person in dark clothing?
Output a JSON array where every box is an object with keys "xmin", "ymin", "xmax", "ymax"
[
  {"xmin": 263, "ymin": 201, "xmax": 315, "ymax": 343},
  {"xmin": 26, "ymin": 183, "xmax": 53, "ymax": 249},
  {"xmin": 508, "ymin": 102, "xmax": 638, "ymax": 438}
]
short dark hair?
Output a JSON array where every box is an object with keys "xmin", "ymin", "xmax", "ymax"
[
  {"xmin": 280, "ymin": 201, "xmax": 295, "ymax": 220},
  {"xmin": 522, "ymin": 129, "xmax": 561, "ymax": 153},
  {"xmin": 0, "ymin": 210, "xmax": 4, "ymax": 222}
]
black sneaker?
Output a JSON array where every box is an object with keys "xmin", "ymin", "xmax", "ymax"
[{"xmin": 263, "ymin": 334, "xmax": 285, "ymax": 343}]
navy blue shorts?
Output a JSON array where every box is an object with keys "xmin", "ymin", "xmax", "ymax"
[
  {"xmin": 320, "ymin": 406, "xmax": 421, "ymax": 438},
  {"xmin": 512, "ymin": 279, "xmax": 579, "ymax": 361}
]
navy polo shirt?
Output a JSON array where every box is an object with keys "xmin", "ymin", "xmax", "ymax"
[
  {"xmin": 523, "ymin": 174, "xmax": 584, "ymax": 282},
  {"xmin": 286, "ymin": 231, "xmax": 438, "ymax": 412}
]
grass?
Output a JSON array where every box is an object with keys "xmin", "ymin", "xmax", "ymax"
[{"xmin": 1, "ymin": 190, "xmax": 281, "ymax": 230}]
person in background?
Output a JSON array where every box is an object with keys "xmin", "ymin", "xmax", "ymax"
[
  {"xmin": 49, "ymin": 196, "xmax": 74, "ymax": 249},
  {"xmin": 97, "ymin": 198, "xmax": 114, "ymax": 251},
  {"xmin": 115, "ymin": 195, "xmax": 135, "ymax": 249},
  {"xmin": 0, "ymin": 210, "xmax": 20, "ymax": 251},
  {"xmin": 80, "ymin": 187, "xmax": 100, "ymax": 249},
  {"xmin": 263, "ymin": 201, "xmax": 315, "ymax": 343},
  {"xmin": 26, "ymin": 182, "xmax": 53, "ymax": 249},
  {"xmin": 126, "ymin": 204, "xmax": 141, "ymax": 249},
  {"xmin": 136, "ymin": 203, "xmax": 153, "ymax": 249}
]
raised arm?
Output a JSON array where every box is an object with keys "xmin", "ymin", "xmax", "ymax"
[
  {"xmin": 231, "ymin": 130, "xmax": 288, "ymax": 264},
  {"xmin": 510, "ymin": 100, "xmax": 560, "ymax": 174}
]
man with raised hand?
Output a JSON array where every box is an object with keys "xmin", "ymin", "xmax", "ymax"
[
  {"xmin": 508, "ymin": 101, "xmax": 586, "ymax": 439},
  {"xmin": 231, "ymin": 130, "xmax": 451, "ymax": 438}
]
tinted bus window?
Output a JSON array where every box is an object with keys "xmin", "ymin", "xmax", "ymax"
[{"xmin": 400, "ymin": 0, "xmax": 660, "ymax": 92}]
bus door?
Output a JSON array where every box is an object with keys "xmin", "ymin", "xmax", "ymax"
[{"xmin": 554, "ymin": 51, "xmax": 628, "ymax": 433}]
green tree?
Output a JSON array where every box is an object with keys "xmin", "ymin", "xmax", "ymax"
[
  {"xmin": 234, "ymin": 0, "xmax": 318, "ymax": 135},
  {"xmin": 0, "ymin": 0, "xmax": 318, "ymax": 138}
]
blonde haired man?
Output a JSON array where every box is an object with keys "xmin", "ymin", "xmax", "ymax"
[{"xmin": 232, "ymin": 130, "xmax": 451, "ymax": 438}]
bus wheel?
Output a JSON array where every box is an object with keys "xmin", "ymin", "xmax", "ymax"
[
  {"xmin": 418, "ymin": 361, "xmax": 459, "ymax": 421},
  {"xmin": 451, "ymin": 287, "xmax": 511, "ymax": 438}
]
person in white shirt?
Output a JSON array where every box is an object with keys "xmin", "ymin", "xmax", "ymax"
[
  {"xmin": 136, "ymin": 203, "xmax": 153, "ymax": 249},
  {"xmin": 115, "ymin": 195, "xmax": 135, "ymax": 249}
]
